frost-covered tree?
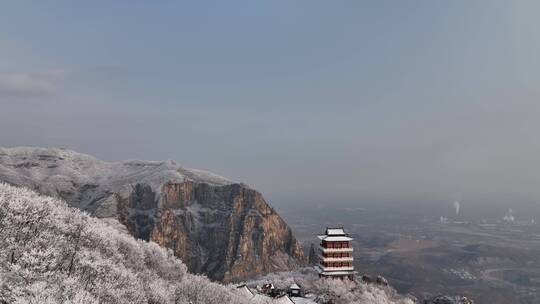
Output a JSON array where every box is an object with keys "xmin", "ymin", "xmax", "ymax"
[
  {"xmin": 0, "ymin": 183, "xmax": 415, "ymax": 304},
  {"xmin": 245, "ymin": 268, "xmax": 415, "ymax": 304},
  {"xmin": 0, "ymin": 183, "xmax": 248, "ymax": 304}
]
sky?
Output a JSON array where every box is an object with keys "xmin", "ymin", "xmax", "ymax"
[{"xmin": 1, "ymin": 1, "xmax": 540, "ymax": 207}]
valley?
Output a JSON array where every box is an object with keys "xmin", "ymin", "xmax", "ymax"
[{"xmin": 275, "ymin": 200, "xmax": 540, "ymax": 304}]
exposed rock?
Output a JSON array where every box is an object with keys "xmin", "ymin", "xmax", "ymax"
[
  {"xmin": 0, "ymin": 147, "xmax": 306, "ymax": 281},
  {"xmin": 423, "ymin": 295, "xmax": 474, "ymax": 304},
  {"xmin": 308, "ymin": 243, "xmax": 318, "ymax": 265}
]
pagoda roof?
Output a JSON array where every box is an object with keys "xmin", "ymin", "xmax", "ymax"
[
  {"xmin": 319, "ymin": 270, "xmax": 356, "ymax": 276},
  {"xmin": 317, "ymin": 235, "xmax": 353, "ymax": 241},
  {"xmin": 314, "ymin": 265, "xmax": 356, "ymax": 276},
  {"xmin": 274, "ymin": 294, "xmax": 295, "ymax": 304},
  {"xmin": 326, "ymin": 227, "xmax": 346, "ymax": 236}
]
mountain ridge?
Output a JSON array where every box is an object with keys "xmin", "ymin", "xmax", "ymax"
[
  {"xmin": 0, "ymin": 182, "xmax": 415, "ymax": 304},
  {"xmin": 0, "ymin": 146, "xmax": 305, "ymax": 281}
]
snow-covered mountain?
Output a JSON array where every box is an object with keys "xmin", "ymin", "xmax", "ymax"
[
  {"xmin": 0, "ymin": 147, "xmax": 232, "ymax": 212},
  {"xmin": 0, "ymin": 182, "xmax": 248, "ymax": 304},
  {"xmin": 0, "ymin": 183, "xmax": 418, "ymax": 304},
  {"xmin": 0, "ymin": 147, "xmax": 305, "ymax": 281}
]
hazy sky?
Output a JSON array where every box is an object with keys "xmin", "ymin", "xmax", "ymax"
[{"xmin": 1, "ymin": 1, "xmax": 540, "ymax": 206}]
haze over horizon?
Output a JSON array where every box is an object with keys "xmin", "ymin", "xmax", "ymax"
[{"xmin": 2, "ymin": 1, "xmax": 540, "ymax": 206}]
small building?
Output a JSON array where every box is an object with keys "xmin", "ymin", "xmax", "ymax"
[
  {"xmin": 261, "ymin": 283, "xmax": 277, "ymax": 296},
  {"xmin": 288, "ymin": 283, "xmax": 302, "ymax": 297},
  {"xmin": 236, "ymin": 284, "xmax": 302, "ymax": 304},
  {"xmin": 314, "ymin": 227, "xmax": 356, "ymax": 280}
]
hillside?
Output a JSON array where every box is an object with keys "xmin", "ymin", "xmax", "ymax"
[
  {"xmin": 0, "ymin": 183, "xmax": 418, "ymax": 304},
  {"xmin": 0, "ymin": 147, "xmax": 305, "ymax": 281},
  {"xmin": 0, "ymin": 183, "xmax": 247, "ymax": 304}
]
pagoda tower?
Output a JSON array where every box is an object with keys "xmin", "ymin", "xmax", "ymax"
[{"xmin": 315, "ymin": 227, "xmax": 356, "ymax": 280}]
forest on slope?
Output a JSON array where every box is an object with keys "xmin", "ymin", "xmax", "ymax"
[
  {"xmin": 0, "ymin": 183, "xmax": 414, "ymax": 304},
  {"xmin": 0, "ymin": 183, "xmax": 246, "ymax": 304},
  {"xmin": 0, "ymin": 147, "xmax": 305, "ymax": 282}
]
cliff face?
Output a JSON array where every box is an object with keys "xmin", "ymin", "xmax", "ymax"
[
  {"xmin": 117, "ymin": 181, "xmax": 304, "ymax": 281},
  {"xmin": 0, "ymin": 147, "xmax": 306, "ymax": 281}
]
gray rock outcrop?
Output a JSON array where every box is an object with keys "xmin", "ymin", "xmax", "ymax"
[{"xmin": 0, "ymin": 147, "xmax": 306, "ymax": 281}]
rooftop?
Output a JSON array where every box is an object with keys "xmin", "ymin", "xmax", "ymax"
[
  {"xmin": 314, "ymin": 266, "xmax": 356, "ymax": 276},
  {"xmin": 326, "ymin": 227, "xmax": 346, "ymax": 236},
  {"xmin": 318, "ymin": 227, "xmax": 353, "ymax": 241},
  {"xmin": 317, "ymin": 235, "xmax": 353, "ymax": 241},
  {"xmin": 236, "ymin": 285, "xmax": 254, "ymax": 298}
]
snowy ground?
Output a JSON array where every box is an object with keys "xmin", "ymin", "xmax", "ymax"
[{"xmin": 0, "ymin": 146, "xmax": 236, "ymax": 212}]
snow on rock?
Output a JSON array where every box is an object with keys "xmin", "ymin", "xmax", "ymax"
[
  {"xmin": 0, "ymin": 147, "xmax": 234, "ymax": 211},
  {"xmin": 0, "ymin": 147, "xmax": 306, "ymax": 282}
]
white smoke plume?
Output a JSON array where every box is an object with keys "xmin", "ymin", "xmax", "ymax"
[
  {"xmin": 453, "ymin": 201, "xmax": 460, "ymax": 216},
  {"xmin": 503, "ymin": 209, "xmax": 515, "ymax": 223}
]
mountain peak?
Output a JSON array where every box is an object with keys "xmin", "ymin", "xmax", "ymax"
[
  {"xmin": 0, "ymin": 146, "xmax": 235, "ymax": 204},
  {"xmin": 0, "ymin": 146, "xmax": 304, "ymax": 281}
]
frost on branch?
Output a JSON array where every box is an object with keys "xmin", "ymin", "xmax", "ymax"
[
  {"xmin": 0, "ymin": 183, "xmax": 415, "ymax": 304},
  {"xmin": 0, "ymin": 183, "xmax": 247, "ymax": 304}
]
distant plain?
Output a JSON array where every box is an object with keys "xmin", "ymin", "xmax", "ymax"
[{"xmin": 274, "ymin": 200, "xmax": 540, "ymax": 304}]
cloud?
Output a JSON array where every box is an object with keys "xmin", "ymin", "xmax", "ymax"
[{"xmin": 0, "ymin": 70, "xmax": 64, "ymax": 98}]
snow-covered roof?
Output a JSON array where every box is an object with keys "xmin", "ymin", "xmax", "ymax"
[
  {"xmin": 290, "ymin": 297, "xmax": 318, "ymax": 304},
  {"xmin": 319, "ymin": 236, "xmax": 353, "ymax": 242},
  {"xmin": 318, "ymin": 227, "xmax": 352, "ymax": 241},
  {"xmin": 289, "ymin": 283, "xmax": 301, "ymax": 290},
  {"xmin": 273, "ymin": 294, "xmax": 295, "ymax": 304},
  {"xmin": 246, "ymin": 293, "xmax": 296, "ymax": 304},
  {"xmin": 318, "ymin": 270, "xmax": 356, "ymax": 276},
  {"xmin": 236, "ymin": 284, "xmax": 254, "ymax": 298},
  {"xmin": 314, "ymin": 266, "xmax": 356, "ymax": 276},
  {"xmin": 326, "ymin": 227, "xmax": 346, "ymax": 236},
  {"xmin": 255, "ymin": 294, "xmax": 269, "ymax": 302}
]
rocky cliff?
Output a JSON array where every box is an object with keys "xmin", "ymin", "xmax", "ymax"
[{"xmin": 0, "ymin": 147, "xmax": 305, "ymax": 281}]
